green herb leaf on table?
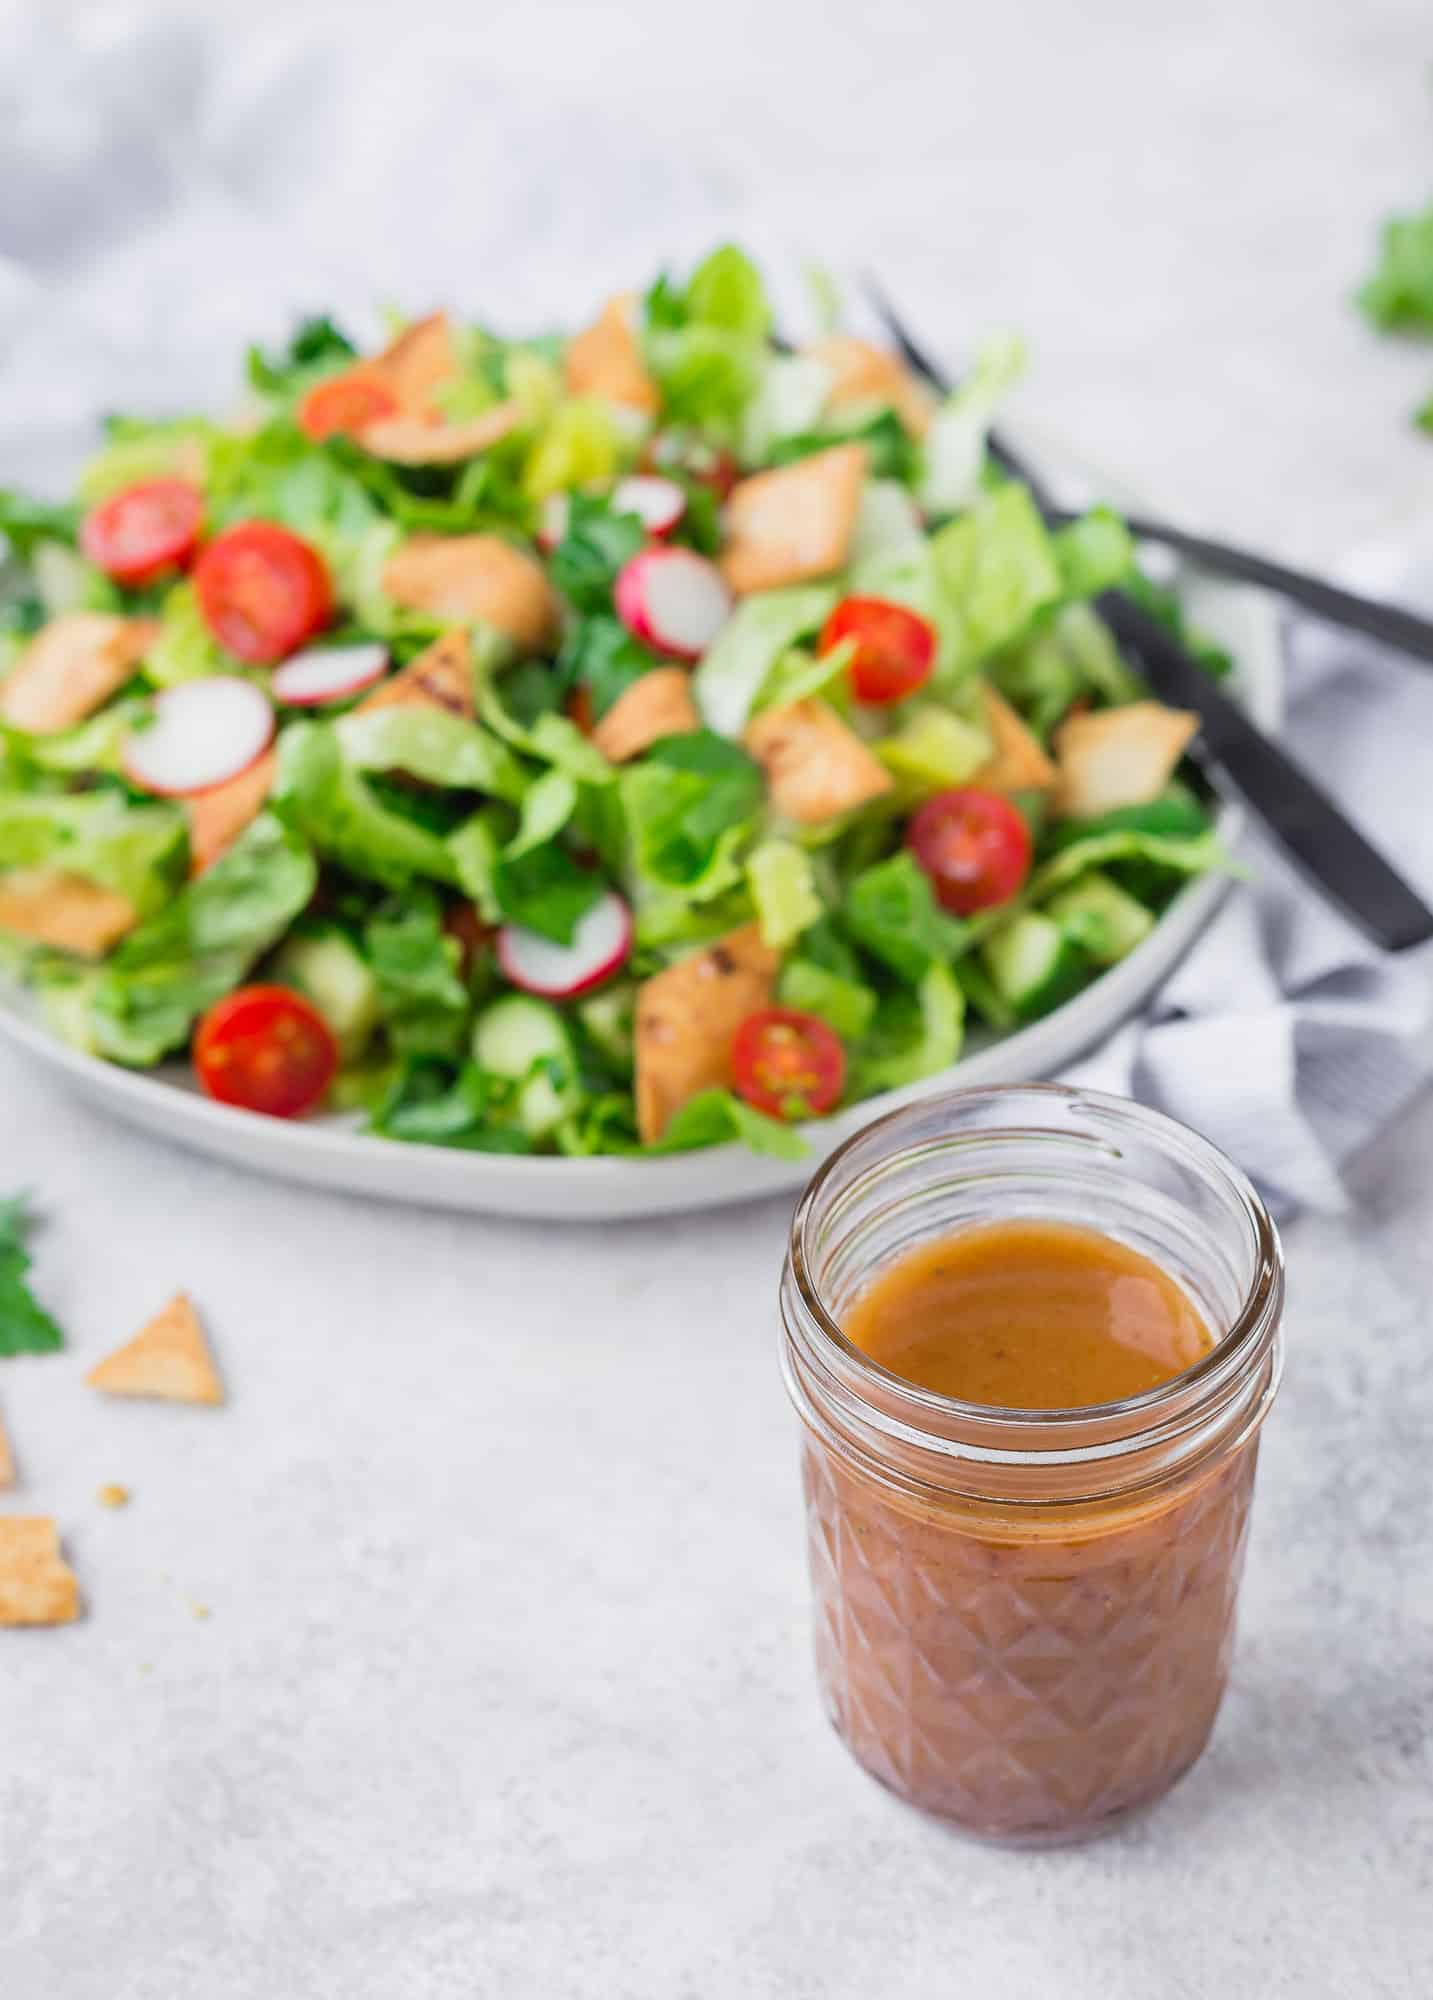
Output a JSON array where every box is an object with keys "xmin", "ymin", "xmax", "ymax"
[
  {"xmin": 1357, "ymin": 205, "xmax": 1433, "ymax": 333},
  {"xmin": 0, "ymin": 1195, "xmax": 65, "ymax": 1356}
]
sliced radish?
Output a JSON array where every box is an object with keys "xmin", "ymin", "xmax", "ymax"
[
  {"xmin": 271, "ymin": 642, "xmax": 389, "ymax": 707},
  {"xmin": 611, "ymin": 474, "xmax": 685, "ymax": 537},
  {"xmin": 537, "ymin": 493, "xmax": 570, "ymax": 554},
  {"xmin": 496, "ymin": 890, "xmax": 632, "ymax": 1000},
  {"xmin": 614, "ymin": 547, "xmax": 732, "ymax": 663},
  {"xmin": 122, "ymin": 677, "xmax": 274, "ymax": 798}
]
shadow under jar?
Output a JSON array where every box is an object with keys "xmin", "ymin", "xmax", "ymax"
[{"xmin": 779, "ymin": 1084, "xmax": 1284, "ymax": 1847}]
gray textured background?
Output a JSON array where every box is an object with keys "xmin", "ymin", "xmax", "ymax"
[{"xmin": 3, "ymin": 4, "xmax": 1433, "ymax": 1995}]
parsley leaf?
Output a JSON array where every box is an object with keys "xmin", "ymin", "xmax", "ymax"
[
  {"xmin": 1357, "ymin": 205, "xmax": 1433, "ymax": 333},
  {"xmin": 0, "ymin": 1195, "xmax": 65, "ymax": 1356}
]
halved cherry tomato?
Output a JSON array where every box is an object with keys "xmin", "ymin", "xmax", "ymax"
[
  {"xmin": 907, "ymin": 787, "xmax": 1032, "ymax": 915},
  {"xmin": 193, "ymin": 985, "xmax": 338, "ymax": 1119},
  {"xmin": 731, "ymin": 1008, "xmax": 846, "ymax": 1122},
  {"xmin": 298, "ymin": 372, "xmax": 400, "ymax": 442},
  {"xmin": 820, "ymin": 596, "xmax": 937, "ymax": 705},
  {"xmin": 193, "ymin": 521, "xmax": 333, "ymax": 663},
  {"xmin": 80, "ymin": 479, "xmax": 203, "ymax": 588}
]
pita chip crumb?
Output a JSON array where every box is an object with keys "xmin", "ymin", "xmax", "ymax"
[
  {"xmin": 96, "ymin": 1483, "xmax": 131, "ymax": 1510},
  {"xmin": 85, "ymin": 1292, "xmax": 224, "ymax": 1407},
  {"xmin": 0, "ymin": 1517, "xmax": 81, "ymax": 1627},
  {"xmin": 0, "ymin": 1408, "xmax": 13, "ymax": 1489}
]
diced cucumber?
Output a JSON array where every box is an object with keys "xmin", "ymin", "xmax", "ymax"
[
  {"xmin": 875, "ymin": 703, "xmax": 991, "ymax": 795},
  {"xmin": 272, "ymin": 926, "xmax": 380, "ymax": 1061},
  {"xmin": 472, "ymin": 993, "xmax": 581, "ymax": 1138},
  {"xmin": 980, "ymin": 911, "xmax": 1091, "ymax": 1020},
  {"xmin": 578, "ymin": 984, "xmax": 635, "ymax": 1074},
  {"xmin": 1044, "ymin": 871, "xmax": 1155, "ymax": 966}
]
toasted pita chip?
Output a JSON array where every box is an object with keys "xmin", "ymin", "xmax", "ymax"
[
  {"xmin": 0, "ymin": 1518, "xmax": 80, "ymax": 1627},
  {"xmin": 719, "ymin": 444, "xmax": 867, "ymax": 596},
  {"xmin": 0, "ymin": 1408, "xmax": 14, "ymax": 1489},
  {"xmin": 635, "ymin": 924, "xmax": 781, "ymax": 1143},
  {"xmin": 357, "ymin": 402, "xmax": 520, "ymax": 465},
  {"xmin": 382, "ymin": 535, "xmax": 557, "ymax": 653},
  {"xmin": 0, "ymin": 869, "xmax": 137, "ymax": 956},
  {"xmin": 591, "ymin": 668, "xmax": 699, "ymax": 764},
  {"xmin": 744, "ymin": 698, "xmax": 893, "ymax": 825},
  {"xmin": 564, "ymin": 292, "xmax": 659, "ymax": 414},
  {"xmin": 805, "ymin": 335, "xmax": 935, "ymax": 439},
  {"xmin": 86, "ymin": 1292, "xmax": 224, "ymax": 1407},
  {"xmin": 185, "ymin": 750, "xmax": 277, "ymax": 877},
  {"xmin": 970, "ymin": 687, "xmax": 1057, "ymax": 793},
  {"xmin": 369, "ymin": 311, "xmax": 461, "ymax": 416},
  {"xmin": 1053, "ymin": 701, "xmax": 1199, "ymax": 818},
  {"xmin": 0, "ymin": 613, "xmax": 157, "ymax": 734},
  {"xmin": 358, "ymin": 628, "xmax": 474, "ymax": 719}
]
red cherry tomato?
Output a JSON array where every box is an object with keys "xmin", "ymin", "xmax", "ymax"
[
  {"xmin": 193, "ymin": 985, "xmax": 339, "ymax": 1119},
  {"xmin": 298, "ymin": 371, "xmax": 400, "ymax": 442},
  {"xmin": 906, "ymin": 787, "xmax": 1032, "ymax": 915},
  {"xmin": 80, "ymin": 479, "xmax": 203, "ymax": 588},
  {"xmin": 731, "ymin": 1008, "xmax": 846, "ymax": 1122},
  {"xmin": 193, "ymin": 521, "xmax": 333, "ymax": 664},
  {"xmin": 820, "ymin": 596, "xmax": 937, "ymax": 705}
]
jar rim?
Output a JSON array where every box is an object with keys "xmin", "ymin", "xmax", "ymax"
[{"xmin": 787, "ymin": 1082, "xmax": 1284, "ymax": 1445}]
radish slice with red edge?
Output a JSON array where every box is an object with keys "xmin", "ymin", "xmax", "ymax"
[
  {"xmin": 496, "ymin": 890, "xmax": 633, "ymax": 999},
  {"xmin": 610, "ymin": 474, "xmax": 685, "ymax": 536},
  {"xmin": 537, "ymin": 493, "xmax": 570, "ymax": 554},
  {"xmin": 613, "ymin": 547, "xmax": 732, "ymax": 662},
  {"xmin": 271, "ymin": 642, "xmax": 389, "ymax": 707},
  {"xmin": 122, "ymin": 677, "xmax": 274, "ymax": 798}
]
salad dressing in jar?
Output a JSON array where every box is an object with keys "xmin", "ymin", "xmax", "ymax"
[{"xmin": 780, "ymin": 1085, "xmax": 1283, "ymax": 1846}]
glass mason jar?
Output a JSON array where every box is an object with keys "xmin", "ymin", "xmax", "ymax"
[{"xmin": 779, "ymin": 1084, "xmax": 1284, "ymax": 1847}]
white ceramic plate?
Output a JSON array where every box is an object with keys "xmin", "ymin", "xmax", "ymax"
[{"xmin": 0, "ymin": 440, "xmax": 1282, "ymax": 1219}]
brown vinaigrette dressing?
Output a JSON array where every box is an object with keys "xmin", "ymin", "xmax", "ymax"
[{"xmin": 844, "ymin": 1220, "xmax": 1213, "ymax": 1409}]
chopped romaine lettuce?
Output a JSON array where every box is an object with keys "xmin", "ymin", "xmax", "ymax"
[{"xmin": 692, "ymin": 583, "xmax": 839, "ymax": 735}]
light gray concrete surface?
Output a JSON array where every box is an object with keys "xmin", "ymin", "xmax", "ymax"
[{"xmin": 4, "ymin": 4, "xmax": 1433, "ymax": 1995}]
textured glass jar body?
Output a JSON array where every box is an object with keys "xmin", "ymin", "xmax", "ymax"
[{"xmin": 780, "ymin": 1085, "xmax": 1284, "ymax": 1847}]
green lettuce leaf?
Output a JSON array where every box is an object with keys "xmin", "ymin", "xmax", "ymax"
[
  {"xmin": 930, "ymin": 482, "xmax": 1062, "ymax": 672},
  {"xmin": 919, "ymin": 331, "xmax": 1025, "ymax": 517},
  {"xmin": 850, "ymin": 961, "xmax": 964, "ymax": 1094},
  {"xmin": 275, "ymin": 721, "xmax": 459, "ymax": 886},
  {"xmin": 692, "ymin": 583, "xmax": 839, "ymax": 735},
  {"xmin": 558, "ymin": 614, "xmax": 655, "ymax": 721},
  {"xmin": 82, "ymin": 813, "xmax": 317, "ymax": 1064},
  {"xmin": 643, "ymin": 246, "xmax": 773, "ymax": 437},
  {"xmin": 0, "ymin": 491, "xmax": 81, "ymax": 562},
  {"xmin": 1053, "ymin": 506, "xmax": 1135, "ymax": 598},
  {"xmin": 364, "ymin": 891, "xmax": 470, "ymax": 1058},
  {"xmin": 548, "ymin": 493, "xmax": 647, "ymax": 613},
  {"xmin": 777, "ymin": 957, "xmax": 877, "ymax": 1040},
  {"xmin": 641, "ymin": 1087, "xmax": 807, "ymax": 1159},
  {"xmin": 620, "ymin": 731, "xmax": 763, "ymax": 902},
  {"xmin": 335, "ymin": 705, "xmax": 527, "ymax": 804},
  {"xmin": 842, "ymin": 851, "xmax": 967, "ymax": 981},
  {"xmin": 0, "ymin": 791, "xmax": 185, "ymax": 912},
  {"xmin": 370, "ymin": 1058, "xmax": 534, "ymax": 1152},
  {"xmin": 491, "ymin": 839, "xmax": 604, "ymax": 945}
]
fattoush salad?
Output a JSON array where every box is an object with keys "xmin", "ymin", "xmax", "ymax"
[{"xmin": 0, "ymin": 248, "xmax": 1229, "ymax": 1160}]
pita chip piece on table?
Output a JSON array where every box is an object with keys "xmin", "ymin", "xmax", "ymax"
[
  {"xmin": 85, "ymin": 1292, "xmax": 225, "ymax": 1407},
  {"xmin": 0, "ymin": 1406, "xmax": 14, "ymax": 1488},
  {"xmin": 0, "ymin": 1518, "xmax": 81, "ymax": 1627}
]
